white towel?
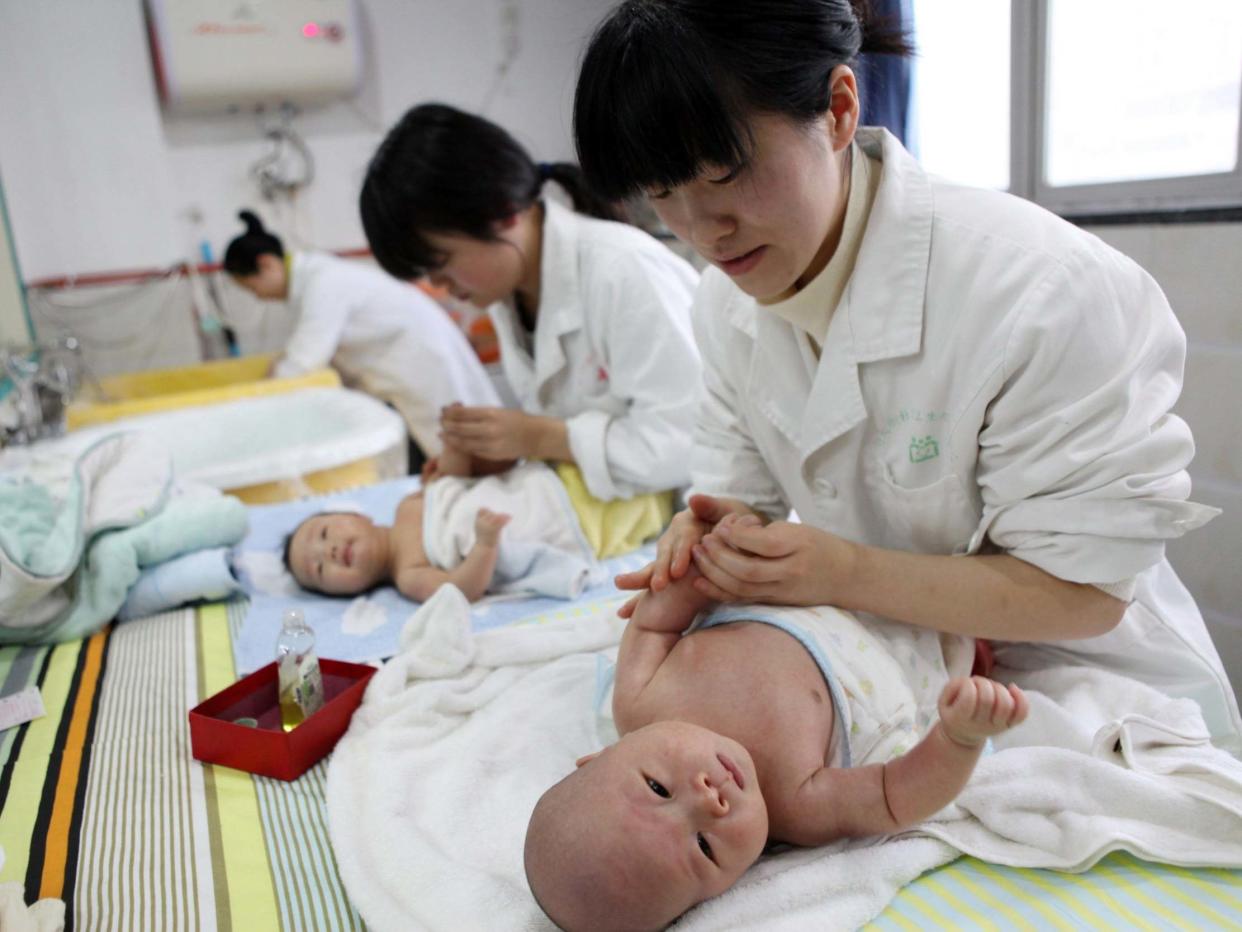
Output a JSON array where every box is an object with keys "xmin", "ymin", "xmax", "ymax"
[
  {"xmin": 326, "ymin": 592, "xmax": 1242, "ymax": 931},
  {"xmin": 422, "ymin": 462, "xmax": 601, "ymax": 599}
]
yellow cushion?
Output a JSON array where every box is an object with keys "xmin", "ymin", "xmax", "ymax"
[{"xmin": 554, "ymin": 462, "xmax": 674, "ymax": 559}]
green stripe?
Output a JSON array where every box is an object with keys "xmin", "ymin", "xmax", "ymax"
[{"xmin": 198, "ymin": 607, "xmax": 233, "ymax": 932}]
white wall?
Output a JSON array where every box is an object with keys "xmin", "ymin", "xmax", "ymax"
[
  {"xmin": 0, "ymin": 0, "xmax": 612, "ymax": 282},
  {"xmin": 1086, "ymin": 222, "xmax": 1242, "ymax": 699},
  {"xmin": 0, "ymin": 181, "xmax": 28, "ymax": 344}
]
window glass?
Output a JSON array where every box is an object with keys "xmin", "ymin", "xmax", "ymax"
[
  {"xmin": 1045, "ymin": 0, "xmax": 1242, "ymax": 187},
  {"xmin": 911, "ymin": 0, "xmax": 1010, "ymax": 190}
]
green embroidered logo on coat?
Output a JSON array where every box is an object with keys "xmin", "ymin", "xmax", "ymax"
[{"xmin": 908, "ymin": 435, "xmax": 940, "ymax": 463}]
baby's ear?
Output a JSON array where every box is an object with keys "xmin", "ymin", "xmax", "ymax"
[{"xmin": 574, "ymin": 750, "xmax": 602, "ymax": 768}]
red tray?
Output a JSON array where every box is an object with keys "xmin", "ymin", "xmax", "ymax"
[{"xmin": 189, "ymin": 658, "xmax": 376, "ymax": 781}]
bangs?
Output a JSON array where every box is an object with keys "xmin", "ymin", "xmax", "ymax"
[
  {"xmin": 574, "ymin": 12, "xmax": 755, "ymax": 201},
  {"xmin": 359, "ymin": 172, "xmax": 445, "ymax": 281}
]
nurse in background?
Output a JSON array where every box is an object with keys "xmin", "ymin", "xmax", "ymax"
[
  {"xmin": 224, "ymin": 210, "xmax": 500, "ymax": 464},
  {"xmin": 574, "ymin": 0, "xmax": 1241, "ymax": 750},
  {"xmin": 359, "ymin": 103, "xmax": 700, "ymax": 504}
]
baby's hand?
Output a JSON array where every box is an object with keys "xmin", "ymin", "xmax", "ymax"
[
  {"xmin": 937, "ymin": 676, "xmax": 1028, "ymax": 748},
  {"xmin": 474, "ymin": 508, "xmax": 511, "ymax": 545}
]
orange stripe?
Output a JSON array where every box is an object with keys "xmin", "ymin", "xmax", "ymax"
[{"xmin": 39, "ymin": 629, "xmax": 107, "ymax": 899}]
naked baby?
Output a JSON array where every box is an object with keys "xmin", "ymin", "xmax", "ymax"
[{"xmin": 524, "ymin": 514, "xmax": 1029, "ymax": 931}]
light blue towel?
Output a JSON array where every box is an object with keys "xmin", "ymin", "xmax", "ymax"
[{"xmin": 118, "ymin": 547, "xmax": 243, "ymax": 621}]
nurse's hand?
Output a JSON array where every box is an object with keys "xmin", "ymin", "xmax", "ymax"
[
  {"xmin": 689, "ymin": 517, "xmax": 856, "ymax": 607},
  {"xmin": 615, "ymin": 495, "xmax": 756, "ymax": 617},
  {"xmin": 440, "ymin": 405, "xmax": 560, "ymax": 461}
]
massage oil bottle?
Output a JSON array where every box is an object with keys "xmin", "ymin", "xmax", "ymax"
[{"xmin": 276, "ymin": 608, "xmax": 324, "ymax": 731}]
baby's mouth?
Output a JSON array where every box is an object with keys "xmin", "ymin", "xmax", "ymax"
[
  {"xmin": 343, "ymin": 542, "xmax": 354, "ymax": 568},
  {"xmin": 718, "ymin": 753, "xmax": 745, "ymax": 791}
]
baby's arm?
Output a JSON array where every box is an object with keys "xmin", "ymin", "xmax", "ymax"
[
  {"xmin": 613, "ymin": 566, "xmax": 716, "ymax": 731},
  {"xmin": 786, "ymin": 676, "xmax": 1028, "ymax": 845},
  {"xmin": 396, "ymin": 508, "xmax": 510, "ymax": 602}
]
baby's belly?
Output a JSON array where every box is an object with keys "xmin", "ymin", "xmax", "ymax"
[{"xmin": 655, "ymin": 622, "xmax": 836, "ymax": 774}]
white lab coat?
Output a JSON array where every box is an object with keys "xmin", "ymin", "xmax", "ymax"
[
  {"xmin": 690, "ymin": 128, "xmax": 1241, "ymax": 752},
  {"xmin": 486, "ymin": 200, "xmax": 701, "ymax": 501},
  {"xmin": 277, "ymin": 251, "xmax": 500, "ymax": 457}
]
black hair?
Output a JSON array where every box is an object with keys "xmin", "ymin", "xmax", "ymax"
[
  {"xmin": 223, "ymin": 210, "xmax": 284, "ymax": 277},
  {"xmin": 573, "ymin": 0, "xmax": 912, "ymax": 201},
  {"xmin": 360, "ymin": 103, "xmax": 622, "ymax": 281}
]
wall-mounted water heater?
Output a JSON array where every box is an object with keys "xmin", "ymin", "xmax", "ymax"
[{"xmin": 145, "ymin": 0, "xmax": 363, "ymax": 113}]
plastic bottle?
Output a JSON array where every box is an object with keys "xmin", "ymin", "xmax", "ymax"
[{"xmin": 275, "ymin": 608, "xmax": 324, "ymax": 731}]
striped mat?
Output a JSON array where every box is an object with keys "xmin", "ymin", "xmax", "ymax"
[{"xmin": 0, "ymin": 600, "xmax": 1238, "ymax": 930}]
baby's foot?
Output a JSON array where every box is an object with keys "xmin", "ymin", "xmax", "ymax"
[{"xmin": 937, "ymin": 676, "xmax": 1029, "ymax": 748}]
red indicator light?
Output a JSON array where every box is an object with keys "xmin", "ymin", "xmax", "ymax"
[{"xmin": 302, "ymin": 22, "xmax": 320, "ymax": 38}]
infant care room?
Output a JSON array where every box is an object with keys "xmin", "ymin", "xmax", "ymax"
[{"xmin": 2, "ymin": 1, "xmax": 1241, "ymax": 929}]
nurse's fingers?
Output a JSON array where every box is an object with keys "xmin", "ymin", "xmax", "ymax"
[
  {"xmin": 691, "ymin": 545, "xmax": 765, "ymax": 599},
  {"xmin": 695, "ymin": 536, "xmax": 785, "ymax": 584},
  {"xmin": 692, "ymin": 575, "xmax": 742, "ymax": 604},
  {"xmin": 714, "ymin": 521, "xmax": 796, "ymax": 559}
]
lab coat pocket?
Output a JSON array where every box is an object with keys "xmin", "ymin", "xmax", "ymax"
[{"xmin": 874, "ymin": 466, "xmax": 979, "ymax": 554}]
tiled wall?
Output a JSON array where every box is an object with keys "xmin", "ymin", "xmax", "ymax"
[{"xmin": 1085, "ymin": 222, "xmax": 1242, "ymax": 699}]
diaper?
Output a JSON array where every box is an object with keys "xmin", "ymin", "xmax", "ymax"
[{"xmin": 696, "ymin": 605, "xmax": 974, "ymax": 767}]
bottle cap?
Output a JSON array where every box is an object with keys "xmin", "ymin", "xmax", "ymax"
[{"xmin": 281, "ymin": 608, "xmax": 305, "ymax": 628}]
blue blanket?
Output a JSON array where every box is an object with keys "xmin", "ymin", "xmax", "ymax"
[{"xmin": 231, "ymin": 477, "xmax": 654, "ymax": 674}]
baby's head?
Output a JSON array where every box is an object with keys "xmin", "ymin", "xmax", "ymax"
[
  {"xmin": 524, "ymin": 721, "xmax": 768, "ymax": 931},
  {"xmin": 284, "ymin": 511, "xmax": 391, "ymax": 596}
]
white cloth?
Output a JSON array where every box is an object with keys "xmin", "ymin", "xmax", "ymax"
[
  {"xmin": 326, "ymin": 591, "xmax": 1242, "ymax": 932},
  {"xmin": 0, "ymin": 881, "xmax": 64, "ymax": 932},
  {"xmin": 698, "ymin": 605, "xmax": 973, "ymax": 767},
  {"xmin": 688, "ymin": 126, "xmax": 1239, "ymax": 752},
  {"xmin": 278, "ymin": 251, "xmax": 500, "ymax": 456},
  {"xmin": 421, "ymin": 462, "xmax": 600, "ymax": 599},
  {"xmin": 486, "ymin": 200, "xmax": 701, "ymax": 500}
]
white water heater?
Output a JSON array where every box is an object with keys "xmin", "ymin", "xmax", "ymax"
[{"xmin": 145, "ymin": 0, "xmax": 363, "ymax": 113}]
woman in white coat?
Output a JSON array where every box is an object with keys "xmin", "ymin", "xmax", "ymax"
[
  {"xmin": 359, "ymin": 104, "xmax": 701, "ymax": 504},
  {"xmin": 224, "ymin": 211, "xmax": 500, "ymax": 461},
  {"xmin": 574, "ymin": 0, "xmax": 1241, "ymax": 750}
]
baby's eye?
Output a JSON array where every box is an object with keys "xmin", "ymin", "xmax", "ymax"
[
  {"xmin": 646, "ymin": 777, "xmax": 669, "ymax": 798},
  {"xmin": 697, "ymin": 833, "xmax": 715, "ymax": 863}
]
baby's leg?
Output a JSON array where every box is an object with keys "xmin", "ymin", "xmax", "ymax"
[{"xmin": 628, "ymin": 564, "xmax": 716, "ymax": 635}]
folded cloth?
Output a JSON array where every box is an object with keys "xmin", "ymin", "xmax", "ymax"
[
  {"xmin": 117, "ymin": 546, "xmax": 242, "ymax": 621},
  {"xmin": 422, "ymin": 461, "xmax": 602, "ymax": 598},
  {"xmin": 327, "ymin": 590, "xmax": 1242, "ymax": 932}
]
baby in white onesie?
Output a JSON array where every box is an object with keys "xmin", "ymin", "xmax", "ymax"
[{"xmin": 524, "ymin": 513, "xmax": 1029, "ymax": 931}]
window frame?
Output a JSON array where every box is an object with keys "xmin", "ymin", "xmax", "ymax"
[{"xmin": 1011, "ymin": 0, "xmax": 1242, "ymax": 217}]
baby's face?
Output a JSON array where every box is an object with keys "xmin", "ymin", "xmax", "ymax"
[
  {"xmin": 288, "ymin": 512, "xmax": 386, "ymax": 595},
  {"xmin": 582, "ymin": 720, "xmax": 769, "ymax": 918}
]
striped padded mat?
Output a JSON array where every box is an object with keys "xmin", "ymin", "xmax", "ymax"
[{"xmin": 1, "ymin": 601, "xmax": 1239, "ymax": 930}]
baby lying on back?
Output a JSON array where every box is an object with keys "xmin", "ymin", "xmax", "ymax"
[
  {"xmin": 524, "ymin": 514, "xmax": 1028, "ymax": 931},
  {"xmin": 283, "ymin": 438, "xmax": 598, "ymax": 603}
]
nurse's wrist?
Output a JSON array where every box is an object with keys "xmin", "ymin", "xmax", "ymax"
[
  {"xmin": 528, "ymin": 415, "xmax": 572, "ymax": 462},
  {"xmin": 823, "ymin": 535, "xmax": 868, "ymax": 609}
]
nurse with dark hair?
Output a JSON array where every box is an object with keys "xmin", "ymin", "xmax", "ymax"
[
  {"xmin": 224, "ymin": 210, "xmax": 498, "ymax": 463},
  {"xmin": 360, "ymin": 103, "xmax": 701, "ymax": 516},
  {"xmin": 574, "ymin": 0, "xmax": 1238, "ymax": 748}
]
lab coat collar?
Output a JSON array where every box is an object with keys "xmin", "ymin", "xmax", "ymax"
[
  {"xmin": 530, "ymin": 200, "xmax": 583, "ymax": 404},
  {"xmin": 739, "ymin": 128, "xmax": 933, "ymax": 466}
]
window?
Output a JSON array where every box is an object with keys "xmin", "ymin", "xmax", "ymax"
[{"xmin": 912, "ymin": 0, "xmax": 1242, "ymax": 215}]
